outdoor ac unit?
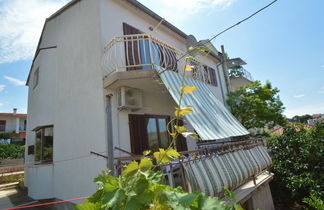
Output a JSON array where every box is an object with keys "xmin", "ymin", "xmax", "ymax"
[{"xmin": 117, "ymin": 87, "xmax": 143, "ymax": 110}]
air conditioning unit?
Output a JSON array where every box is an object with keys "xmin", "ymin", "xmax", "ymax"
[{"xmin": 117, "ymin": 87, "xmax": 143, "ymax": 110}]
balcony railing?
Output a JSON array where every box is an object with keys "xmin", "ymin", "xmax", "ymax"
[
  {"xmin": 228, "ymin": 67, "xmax": 253, "ymax": 82},
  {"xmin": 102, "ymin": 34, "xmax": 217, "ymax": 86}
]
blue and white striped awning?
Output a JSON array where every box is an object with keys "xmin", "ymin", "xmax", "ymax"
[{"xmin": 155, "ymin": 66, "xmax": 249, "ymax": 140}]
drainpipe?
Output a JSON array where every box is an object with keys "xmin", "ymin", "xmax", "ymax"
[
  {"xmin": 106, "ymin": 94, "xmax": 114, "ymax": 174},
  {"xmin": 221, "ymin": 45, "xmax": 232, "ymax": 94}
]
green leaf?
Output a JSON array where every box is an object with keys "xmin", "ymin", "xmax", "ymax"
[
  {"xmin": 197, "ymin": 194, "xmax": 228, "ymax": 210},
  {"xmin": 175, "ymin": 106, "xmax": 193, "ymax": 117},
  {"xmin": 154, "ymin": 148, "xmax": 180, "ymax": 163},
  {"xmin": 224, "ymin": 187, "xmax": 236, "ymax": 203},
  {"xmin": 139, "ymin": 158, "xmax": 153, "ymax": 172},
  {"xmin": 74, "ymin": 203, "xmax": 102, "ymax": 210},
  {"xmin": 122, "ymin": 161, "xmax": 139, "ymax": 177}
]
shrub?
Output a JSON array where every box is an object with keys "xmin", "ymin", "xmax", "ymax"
[
  {"xmin": 267, "ymin": 122, "xmax": 324, "ymax": 205},
  {"xmin": 0, "ymin": 144, "xmax": 25, "ymax": 160}
]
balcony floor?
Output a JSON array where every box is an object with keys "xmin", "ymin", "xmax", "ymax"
[{"xmin": 103, "ymin": 69, "xmax": 166, "ymax": 92}]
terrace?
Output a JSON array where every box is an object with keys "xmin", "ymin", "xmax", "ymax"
[{"xmin": 102, "ymin": 34, "xmax": 219, "ymax": 89}]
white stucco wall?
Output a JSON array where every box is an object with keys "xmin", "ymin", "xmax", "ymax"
[
  {"xmin": 25, "ymin": 0, "xmax": 229, "ymax": 201},
  {"xmin": 0, "ymin": 116, "xmax": 26, "ymax": 133},
  {"xmin": 25, "ymin": 0, "xmax": 107, "ymax": 201}
]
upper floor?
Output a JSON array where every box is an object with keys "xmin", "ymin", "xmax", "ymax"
[
  {"xmin": 0, "ymin": 108, "xmax": 27, "ymax": 133},
  {"xmin": 25, "ymin": 0, "xmax": 229, "ymax": 109},
  {"xmin": 227, "ymin": 57, "xmax": 253, "ymax": 90}
]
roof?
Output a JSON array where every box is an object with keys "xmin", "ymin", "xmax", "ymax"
[
  {"xmin": 26, "ymin": 0, "xmax": 222, "ymax": 85},
  {"xmin": 0, "ymin": 113, "xmax": 27, "ymax": 118}
]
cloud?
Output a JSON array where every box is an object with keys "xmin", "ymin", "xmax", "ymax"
[
  {"xmin": 0, "ymin": 0, "xmax": 68, "ymax": 63},
  {"xmin": 4, "ymin": 76, "xmax": 25, "ymax": 86},
  {"xmin": 293, "ymin": 94, "xmax": 305, "ymax": 98},
  {"xmin": 284, "ymin": 102, "xmax": 324, "ymax": 118},
  {"xmin": 0, "ymin": 85, "xmax": 5, "ymax": 92},
  {"xmin": 0, "ymin": 103, "xmax": 3, "ymax": 107}
]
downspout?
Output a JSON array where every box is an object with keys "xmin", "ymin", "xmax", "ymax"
[
  {"xmin": 106, "ymin": 94, "xmax": 114, "ymax": 174},
  {"xmin": 221, "ymin": 45, "xmax": 232, "ymax": 94}
]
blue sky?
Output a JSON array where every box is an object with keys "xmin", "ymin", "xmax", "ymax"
[{"xmin": 0, "ymin": 0, "xmax": 323, "ymax": 117}]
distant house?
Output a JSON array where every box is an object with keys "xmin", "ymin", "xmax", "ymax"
[
  {"xmin": 0, "ymin": 108, "xmax": 27, "ymax": 143},
  {"xmin": 227, "ymin": 57, "xmax": 253, "ymax": 90},
  {"xmin": 24, "ymin": 0, "xmax": 274, "ymax": 209},
  {"xmin": 307, "ymin": 114, "xmax": 324, "ymax": 125}
]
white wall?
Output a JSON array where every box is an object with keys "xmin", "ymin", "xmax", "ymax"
[
  {"xmin": 26, "ymin": 0, "xmax": 107, "ymax": 201},
  {"xmin": 0, "ymin": 116, "xmax": 26, "ymax": 133},
  {"xmin": 25, "ymin": 0, "xmax": 229, "ymax": 201}
]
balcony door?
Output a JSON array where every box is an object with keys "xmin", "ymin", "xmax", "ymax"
[
  {"xmin": 128, "ymin": 114, "xmax": 187, "ymax": 155},
  {"xmin": 123, "ymin": 23, "xmax": 151, "ymax": 71},
  {"xmin": 122, "ymin": 23, "xmax": 178, "ymax": 72}
]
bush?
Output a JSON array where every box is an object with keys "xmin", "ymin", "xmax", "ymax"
[
  {"xmin": 267, "ymin": 122, "xmax": 324, "ymax": 205},
  {"xmin": 0, "ymin": 144, "xmax": 25, "ymax": 160}
]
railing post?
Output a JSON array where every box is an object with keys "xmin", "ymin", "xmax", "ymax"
[{"xmin": 148, "ymin": 35, "xmax": 155, "ymax": 68}]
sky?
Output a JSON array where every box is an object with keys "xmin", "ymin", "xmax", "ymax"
[{"xmin": 0, "ymin": 0, "xmax": 323, "ymax": 117}]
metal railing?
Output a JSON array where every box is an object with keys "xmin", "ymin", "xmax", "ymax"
[
  {"xmin": 102, "ymin": 34, "xmax": 216, "ymax": 85},
  {"xmin": 228, "ymin": 67, "xmax": 253, "ymax": 81}
]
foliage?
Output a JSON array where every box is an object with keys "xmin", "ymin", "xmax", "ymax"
[
  {"xmin": 0, "ymin": 144, "xmax": 25, "ymax": 160},
  {"xmin": 267, "ymin": 122, "xmax": 324, "ymax": 205},
  {"xmin": 303, "ymin": 195, "xmax": 324, "ymax": 210},
  {"xmin": 0, "ymin": 132, "xmax": 19, "ymax": 139},
  {"xmin": 75, "ymin": 166, "xmax": 233, "ymax": 210},
  {"xmin": 227, "ymin": 80, "xmax": 287, "ymax": 129},
  {"xmin": 289, "ymin": 114, "xmax": 313, "ymax": 124}
]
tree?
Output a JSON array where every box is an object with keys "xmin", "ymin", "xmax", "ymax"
[
  {"xmin": 227, "ymin": 80, "xmax": 286, "ymax": 129},
  {"xmin": 267, "ymin": 122, "xmax": 324, "ymax": 207},
  {"xmin": 290, "ymin": 114, "xmax": 312, "ymax": 124}
]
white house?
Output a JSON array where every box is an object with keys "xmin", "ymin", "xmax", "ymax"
[
  {"xmin": 0, "ymin": 108, "xmax": 27, "ymax": 143},
  {"xmin": 25, "ymin": 0, "xmax": 274, "ymax": 209}
]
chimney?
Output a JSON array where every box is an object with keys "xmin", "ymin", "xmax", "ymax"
[{"xmin": 13, "ymin": 108, "xmax": 17, "ymax": 114}]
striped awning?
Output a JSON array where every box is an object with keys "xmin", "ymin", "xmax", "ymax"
[
  {"xmin": 155, "ymin": 67, "xmax": 249, "ymax": 140},
  {"xmin": 182, "ymin": 145, "xmax": 272, "ymax": 196}
]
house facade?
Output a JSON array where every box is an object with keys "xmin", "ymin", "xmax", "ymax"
[
  {"xmin": 227, "ymin": 57, "xmax": 253, "ymax": 91},
  {"xmin": 25, "ymin": 0, "xmax": 274, "ymax": 209},
  {"xmin": 0, "ymin": 108, "xmax": 27, "ymax": 143}
]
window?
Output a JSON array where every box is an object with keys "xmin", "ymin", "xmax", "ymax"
[
  {"xmin": 0, "ymin": 120, "xmax": 6, "ymax": 131},
  {"xmin": 129, "ymin": 114, "xmax": 188, "ymax": 155},
  {"xmin": 33, "ymin": 68, "xmax": 39, "ymax": 89},
  {"xmin": 35, "ymin": 126, "xmax": 53, "ymax": 163}
]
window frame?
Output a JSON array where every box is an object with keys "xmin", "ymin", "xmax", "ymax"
[
  {"xmin": 0, "ymin": 120, "xmax": 6, "ymax": 132},
  {"xmin": 34, "ymin": 125, "xmax": 53, "ymax": 164},
  {"xmin": 144, "ymin": 115, "xmax": 171, "ymax": 152}
]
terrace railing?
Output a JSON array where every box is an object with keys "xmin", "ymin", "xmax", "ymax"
[
  {"xmin": 102, "ymin": 34, "xmax": 217, "ymax": 86},
  {"xmin": 228, "ymin": 67, "xmax": 253, "ymax": 82}
]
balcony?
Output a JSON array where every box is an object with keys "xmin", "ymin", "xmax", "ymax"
[
  {"xmin": 229, "ymin": 67, "xmax": 253, "ymax": 81},
  {"xmin": 102, "ymin": 34, "xmax": 217, "ymax": 89}
]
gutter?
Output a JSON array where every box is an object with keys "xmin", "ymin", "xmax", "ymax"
[{"xmin": 106, "ymin": 94, "xmax": 114, "ymax": 173}]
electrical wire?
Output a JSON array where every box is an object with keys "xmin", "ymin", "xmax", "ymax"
[{"xmin": 177, "ymin": 0, "xmax": 279, "ymax": 62}]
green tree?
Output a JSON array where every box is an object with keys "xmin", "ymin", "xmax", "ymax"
[
  {"xmin": 227, "ymin": 80, "xmax": 286, "ymax": 129},
  {"xmin": 268, "ymin": 122, "xmax": 324, "ymax": 206},
  {"xmin": 290, "ymin": 114, "xmax": 313, "ymax": 124}
]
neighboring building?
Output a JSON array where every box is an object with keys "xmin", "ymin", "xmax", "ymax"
[
  {"xmin": 24, "ymin": 0, "xmax": 274, "ymax": 209},
  {"xmin": 227, "ymin": 57, "xmax": 253, "ymax": 90},
  {"xmin": 0, "ymin": 108, "xmax": 27, "ymax": 143},
  {"xmin": 307, "ymin": 114, "xmax": 324, "ymax": 125}
]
